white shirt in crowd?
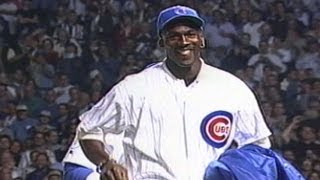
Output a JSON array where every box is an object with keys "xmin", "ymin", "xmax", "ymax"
[{"xmin": 248, "ymin": 53, "xmax": 287, "ymax": 81}]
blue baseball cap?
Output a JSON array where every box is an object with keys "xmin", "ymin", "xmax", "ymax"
[{"xmin": 156, "ymin": 5, "xmax": 205, "ymax": 36}]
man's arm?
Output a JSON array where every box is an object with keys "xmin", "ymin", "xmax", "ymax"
[
  {"xmin": 76, "ymin": 83, "xmax": 130, "ymax": 179},
  {"xmin": 79, "ymin": 139, "xmax": 110, "ymax": 166},
  {"xmin": 233, "ymin": 80, "xmax": 272, "ymax": 148},
  {"xmin": 79, "ymin": 137, "xmax": 128, "ymax": 180}
]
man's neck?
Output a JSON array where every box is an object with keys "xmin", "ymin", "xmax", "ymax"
[{"xmin": 165, "ymin": 59, "xmax": 201, "ymax": 86}]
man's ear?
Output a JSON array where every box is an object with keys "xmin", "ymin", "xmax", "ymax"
[
  {"xmin": 200, "ymin": 32, "xmax": 206, "ymax": 48},
  {"xmin": 158, "ymin": 38, "xmax": 164, "ymax": 48},
  {"xmin": 200, "ymin": 37, "xmax": 206, "ymax": 48}
]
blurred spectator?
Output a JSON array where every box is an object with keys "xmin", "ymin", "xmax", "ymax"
[
  {"xmin": 204, "ymin": 9, "xmax": 237, "ymax": 66},
  {"xmin": 301, "ymin": 158, "xmax": 315, "ymax": 178},
  {"xmin": 10, "ymin": 140, "xmax": 22, "ymax": 166},
  {"xmin": 6, "ymin": 34, "xmax": 39, "ymax": 74},
  {"xmin": 67, "ymin": 86, "xmax": 91, "ymax": 114},
  {"xmin": 89, "ymin": 41, "xmax": 121, "ymax": 89},
  {"xmin": 295, "ymin": 38, "xmax": 320, "ymax": 78},
  {"xmin": 85, "ymin": 69, "xmax": 107, "ymax": 94},
  {"xmin": 308, "ymin": 17, "xmax": 320, "ymax": 41},
  {"xmin": 16, "ymin": 0, "xmax": 39, "ymax": 36},
  {"xmin": 269, "ymin": 37, "xmax": 293, "ymax": 67},
  {"xmin": 52, "ymin": 28, "xmax": 82, "ymax": 59},
  {"xmin": 0, "ymin": 9, "xmax": 10, "ymax": 72},
  {"xmin": 234, "ymin": 9, "xmax": 250, "ymax": 32},
  {"xmin": 58, "ymin": 10, "xmax": 84, "ymax": 43},
  {"xmin": 41, "ymin": 89, "xmax": 59, "ymax": 119},
  {"xmin": 314, "ymin": 161, "xmax": 320, "ymax": 174},
  {"xmin": 221, "ymin": 33, "xmax": 258, "ymax": 73},
  {"xmin": 35, "ymin": 110, "xmax": 55, "ymax": 133},
  {"xmin": 56, "ymin": 43, "xmax": 86, "ymax": 86},
  {"xmin": 283, "ymin": 120, "xmax": 320, "ymax": 160},
  {"xmin": 0, "ymin": 150, "xmax": 23, "ymax": 179},
  {"xmin": 0, "ymin": 83, "xmax": 16, "ymax": 114},
  {"xmin": 240, "ymin": 66, "xmax": 258, "ymax": 89},
  {"xmin": 45, "ymin": 169, "xmax": 62, "ymax": 180},
  {"xmin": 9, "ymin": 104, "xmax": 38, "ymax": 142},
  {"xmin": 267, "ymin": 101, "xmax": 287, "ymax": 146},
  {"xmin": 243, "ymin": 9, "xmax": 265, "ymax": 47},
  {"xmin": 264, "ymin": 85, "xmax": 283, "ymax": 104},
  {"xmin": 0, "ymin": 0, "xmax": 18, "ymax": 48},
  {"xmin": 282, "ymin": 149, "xmax": 298, "ymax": 166},
  {"xmin": 0, "ymin": 134, "xmax": 11, "ymax": 154},
  {"xmin": 1, "ymin": 100, "xmax": 17, "ymax": 128},
  {"xmin": 10, "ymin": 69, "xmax": 28, "ymax": 99},
  {"xmin": 31, "ymin": 0, "xmax": 58, "ymax": 27},
  {"xmin": 68, "ymin": 0, "xmax": 86, "ymax": 16},
  {"xmin": 0, "ymin": 118, "xmax": 14, "ymax": 138},
  {"xmin": 284, "ymin": 17, "xmax": 307, "ymax": 57},
  {"xmin": 53, "ymin": 74, "xmax": 74, "ymax": 104},
  {"xmin": 45, "ymin": 129, "xmax": 65, "ymax": 162},
  {"xmin": 20, "ymin": 149, "xmax": 38, "ymax": 177},
  {"xmin": 309, "ymin": 172, "xmax": 320, "ymax": 180},
  {"xmin": 257, "ymin": 22, "xmax": 275, "ymax": 46},
  {"xmin": 27, "ymin": 50, "xmax": 55, "ymax": 90},
  {"xmin": 281, "ymin": 69, "xmax": 301, "ymax": 115},
  {"xmin": 248, "ymin": 40, "xmax": 287, "ymax": 81},
  {"xmin": 19, "ymin": 79, "xmax": 46, "ymax": 117},
  {"xmin": 19, "ymin": 131, "xmax": 56, "ymax": 176},
  {"xmin": 267, "ymin": 1, "xmax": 289, "ymax": 41},
  {"xmin": 25, "ymin": 152, "xmax": 52, "ymax": 180},
  {"xmin": 114, "ymin": 13, "xmax": 139, "ymax": 48},
  {"xmin": 53, "ymin": 103, "xmax": 76, "ymax": 133},
  {"xmin": 40, "ymin": 38, "xmax": 59, "ymax": 68},
  {"xmin": 89, "ymin": 89, "xmax": 103, "ymax": 105}
]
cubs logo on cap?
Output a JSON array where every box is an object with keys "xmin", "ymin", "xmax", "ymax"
[
  {"xmin": 200, "ymin": 111, "xmax": 233, "ymax": 148},
  {"xmin": 156, "ymin": 5, "xmax": 205, "ymax": 35}
]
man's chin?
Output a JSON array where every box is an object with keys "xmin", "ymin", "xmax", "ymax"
[
  {"xmin": 170, "ymin": 57, "xmax": 191, "ymax": 67},
  {"xmin": 176, "ymin": 61, "xmax": 193, "ymax": 67},
  {"xmin": 178, "ymin": 57, "xmax": 197, "ymax": 67}
]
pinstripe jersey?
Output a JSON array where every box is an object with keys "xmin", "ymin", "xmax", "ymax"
[{"xmin": 69, "ymin": 60, "xmax": 271, "ymax": 180}]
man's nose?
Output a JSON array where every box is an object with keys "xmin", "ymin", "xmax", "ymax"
[{"xmin": 180, "ymin": 35, "xmax": 190, "ymax": 45}]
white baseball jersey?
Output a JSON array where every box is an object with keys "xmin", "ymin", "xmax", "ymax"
[{"xmin": 75, "ymin": 60, "xmax": 271, "ymax": 180}]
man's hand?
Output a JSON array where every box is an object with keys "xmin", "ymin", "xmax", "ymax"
[{"xmin": 100, "ymin": 160, "xmax": 129, "ymax": 180}]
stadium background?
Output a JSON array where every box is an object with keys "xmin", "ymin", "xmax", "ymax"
[{"xmin": 0, "ymin": 0, "xmax": 319, "ymax": 179}]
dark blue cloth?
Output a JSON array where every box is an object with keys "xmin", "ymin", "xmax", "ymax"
[
  {"xmin": 26, "ymin": 167, "xmax": 50, "ymax": 180},
  {"xmin": 64, "ymin": 162, "xmax": 94, "ymax": 180},
  {"xmin": 204, "ymin": 144, "xmax": 305, "ymax": 180}
]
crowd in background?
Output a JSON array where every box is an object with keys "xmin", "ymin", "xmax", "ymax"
[{"xmin": 0, "ymin": 0, "xmax": 319, "ymax": 179}]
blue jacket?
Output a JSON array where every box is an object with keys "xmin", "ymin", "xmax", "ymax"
[{"xmin": 204, "ymin": 144, "xmax": 305, "ymax": 180}]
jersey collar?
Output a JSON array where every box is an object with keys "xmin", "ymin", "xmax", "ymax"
[{"xmin": 161, "ymin": 58, "xmax": 212, "ymax": 84}]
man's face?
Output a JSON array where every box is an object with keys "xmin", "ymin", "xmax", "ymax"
[
  {"xmin": 162, "ymin": 23, "xmax": 203, "ymax": 67},
  {"xmin": 259, "ymin": 42, "xmax": 269, "ymax": 53}
]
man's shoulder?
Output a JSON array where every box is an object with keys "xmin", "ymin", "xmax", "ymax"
[
  {"xmin": 121, "ymin": 62, "xmax": 164, "ymax": 83},
  {"xmin": 114, "ymin": 62, "xmax": 165, "ymax": 93},
  {"xmin": 203, "ymin": 64, "xmax": 250, "ymax": 90},
  {"xmin": 204, "ymin": 64, "xmax": 242, "ymax": 81}
]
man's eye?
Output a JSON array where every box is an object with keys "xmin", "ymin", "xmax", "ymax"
[
  {"xmin": 166, "ymin": 34, "xmax": 180, "ymax": 40},
  {"xmin": 186, "ymin": 33, "xmax": 197, "ymax": 38},
  {"xmin": 168, "ymin": 34, "xmax": 197, "ymax": 39}
]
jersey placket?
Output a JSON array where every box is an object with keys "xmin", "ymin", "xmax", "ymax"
[{"xmin": 182, "ymin": 80, "xmax": 199, "ymax": 179}]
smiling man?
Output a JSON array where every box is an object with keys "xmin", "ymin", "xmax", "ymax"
[{"xmin": 63, "ymin": 5, "xmax": 273, "ymax": 180}]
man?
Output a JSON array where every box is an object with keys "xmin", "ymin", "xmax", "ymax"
[{"xmin": 63, "ymin": 5, "xmax": 272, "ymax": 180}]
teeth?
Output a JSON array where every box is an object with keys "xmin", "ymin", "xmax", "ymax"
[{"xmin": 177, "ymin": 49, "xmax": 191, "ymax": 55}]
